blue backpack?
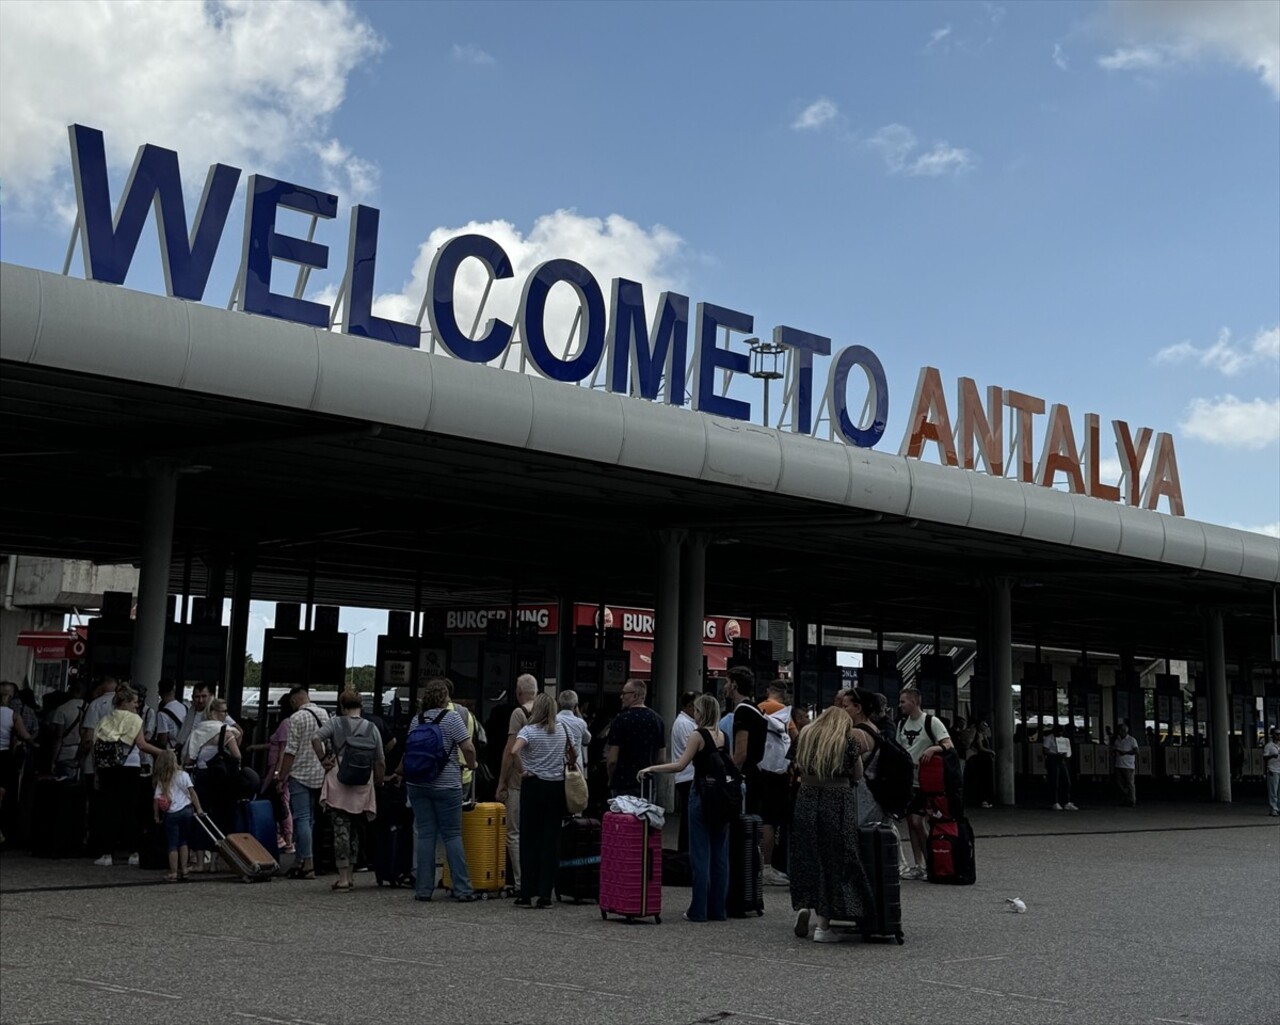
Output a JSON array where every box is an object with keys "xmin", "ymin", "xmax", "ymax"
[{"xmin": 403, "ymin": 710, "xmax": 453, "ymax": 785}]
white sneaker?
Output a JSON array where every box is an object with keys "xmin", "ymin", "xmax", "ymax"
[
  {"xmin": 980, "ymin": 801, "xmax": 993, "ymax": 809},
  {"xmin": 93, "ymin": 855, "xmax": 113, "ymax": 867},
  {"xmin": 762, "ymin": 867, "xmax": 790, "ymax": 886},
  {"xmin": 794, "ymin": 908, "xmax": 811, "ymax": 938},
  {"xmin": 813, "ymin": 927, "xmax": 845, "ymax": 943},
  {"xmin": 902, "ymin": 865, "xmax": 926, "ymax": 881},
  {"xmin": 127, "ymin": 853, "xmax": 140, "ymax": 867},
  {"xmin": 1064, "ymin": 803, "xmax": 1079, "ymax": 811},
  {"xmin": 1053, "ymin": 803, "xmax": 1064, "ymax": 811}
]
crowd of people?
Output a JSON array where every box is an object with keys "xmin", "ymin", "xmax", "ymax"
[{"xmin": 2, "ymin": 668, "xmax": 1278, "ymax": 939}]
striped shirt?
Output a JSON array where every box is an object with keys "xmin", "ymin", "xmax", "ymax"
[{"xmin": 517, "ymin": 722, "xmax": 568, "ymax": 781}]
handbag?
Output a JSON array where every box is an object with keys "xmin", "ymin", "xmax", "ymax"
[
  {"xmin": 563, "ymin": 730, "xmax": 589, "ymax": 816},
  {"xmin": 156, "ymin": 794, "xmax": 172, "ymax": 813}
]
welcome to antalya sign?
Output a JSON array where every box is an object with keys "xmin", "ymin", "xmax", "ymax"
[{"xmin": 65, "ymin": 125, "xmax": 1183, "ymax": 515}]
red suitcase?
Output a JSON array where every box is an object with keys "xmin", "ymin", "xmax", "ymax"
[{"xmin": 598, "ymin": 811, "xmax": 662, "ymax": 924}]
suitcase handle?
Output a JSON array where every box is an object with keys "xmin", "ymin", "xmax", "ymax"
[{"xmin": 195, "ymin": 811, "xmax": 226, "ymax": 845}]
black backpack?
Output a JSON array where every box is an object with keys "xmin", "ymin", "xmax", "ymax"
[
  {"xmin": 853, "ymin": 723, "xmax": 914, "ymax": 820},
  {"xmin": 693, "ymin": 728, "xmax": 743, "ymax": 830},
  {"xmin": 336, "ymin": 718, "xmax": 379, "ymax": 787}
]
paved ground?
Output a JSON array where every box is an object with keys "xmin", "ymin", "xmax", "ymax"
[{"xmin": 1, "ymin": 803, "xmax": 1276, "ymax": 1025}]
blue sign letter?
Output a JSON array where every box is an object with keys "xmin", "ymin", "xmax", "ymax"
[
  {"xmin": 343, "ymin": 205, "xmax": 418, "ymax": 347},
  {"xmin": 427, "ymin": 235, "xmax": 515, "ymax": 364},
  {"xmin": 693, "ymin": 303, "xmax": 753, "ymax": 421},
  {"xmin": 518, "ymin": 260, "xmax": 607, "ymax": 382},
  {"xmin": 828, "ymin": 345, "xmax": 889, "ymax": 448},
  {"xmin": 68, "ymin": 124, "xmax": 240, "ymax": 301},
  {"xmin": 774, "ymin": 326, "xmax": 831, "ymax": 434},
  {"xmin": 240, "ymin": 174, "xmax": 337, "ymax": 328},
  {"xmin": 606, "ymin": 280, "xmax": 688, "ymax": 405}
]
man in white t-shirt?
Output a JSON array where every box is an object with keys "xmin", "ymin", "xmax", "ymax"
[
  {"xmin": 896, "ymin": 686, "xmax": 956, "ymax": 880},
  {"xmin": 669, "ymin": 692, "xmax": 698, "ymax": 854},
  {"xmin": 1263, "ymin": 727, "xmax": 1280, "ymax": 817},
  {"xmin": 1112, "ymin": 722, "xmax": 1140, "ymax": 808}
]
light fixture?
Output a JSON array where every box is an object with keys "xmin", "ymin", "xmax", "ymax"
[{"xmin": 748, "ymin": 338, "xmax": 785, "ymax": 427}]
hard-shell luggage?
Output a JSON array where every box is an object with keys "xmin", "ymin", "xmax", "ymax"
[
  {"xmin": 857, "ymin": 822, "xmax": 905, "ymax": 943},
  {"xmin": 556, "ymin": 815, "xmax": 602, "ymax": 903},
  {"xmin": 371, "ymin": 783, "xmax": 414, "ymax": 887},
  {"xmin": 926, "ymin": 815, "xmax": 976, "ymax": 885},
  {"xmin": 195, "ymin": 812, "xmax": 276, "ymax": 882},
  {"xmin": 727, "ymin": 812, "xmax": 764, "ymax": 918},
  {"xmin": 599, "ymin": 810, "xmax": 662, "ymax": 923},
  {"xmin": 31, "ymin": 778, "xmax": 85, "ymax": 858},
  {"xmin": 235, "ymin": 798, "xmax": 277, "ymax": 858},
  {"xmin": 441, "ymin": 801, "xmax": 506, "ymax": 893}
]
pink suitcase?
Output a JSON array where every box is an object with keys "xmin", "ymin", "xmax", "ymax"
[{"xmin": 598, "ymin": 810, "xmax": 662, "ymax": 924}]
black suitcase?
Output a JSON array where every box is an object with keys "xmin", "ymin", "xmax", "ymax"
[
  {"xmin": 556, "ymin": 815, "xmax": 602, "ymax": 903},
  {"xmin": 857, "ymin": 823, "xmax": 904, "ymax": 944},
  {"xmin": 727, "ymin": 813, "xmax": 764, "ymax": 918},
  {"xmin": 31, "ymin": 778, "xmax": 85, "ymax": 858},
  {"xmin": 371, "ymin": 819, "xmax": 414, "ymax": 887}
]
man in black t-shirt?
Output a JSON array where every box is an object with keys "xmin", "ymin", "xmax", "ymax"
[
  {"xmin": 725, "ymin": 666, "xmax": 767, "ymax": 788},
  {"xmin": 606, "ymin": 679, "xmax": 665, "ymax": 797}
]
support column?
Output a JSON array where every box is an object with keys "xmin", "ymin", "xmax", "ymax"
[
  {"xmin": 652, "ymin": 530, "xmax": 684, "ymax": 739},
  {"xmin": 678, "ymin": 534, "xmax": 709, "ymax": 698},
  {"xmin": 225, "ymin": 549, "xmax": 254, "ymax": 722},
  {"xmin": 991, "ymin": 578, "xmax": 1016, "ymax": 806},
  {"xmin": 130, "ymin": 463, "xmax": 178, "ymax": 711},
  {"xmin": 1206, "ymin": 609, "xmax": 1231, "ymax": 803}
]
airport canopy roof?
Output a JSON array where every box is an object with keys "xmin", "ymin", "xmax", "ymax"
[{"xmin": 1, "ymin": 262, "xmax": 1276, "ymax": 665}]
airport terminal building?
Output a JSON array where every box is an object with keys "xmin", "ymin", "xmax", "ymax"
[{"xmin": 1, "ymin": 125, "xmax": 1276, "ymax": 805}]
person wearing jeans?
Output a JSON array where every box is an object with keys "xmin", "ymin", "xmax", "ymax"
[
  {"xmin": 407, "ymin": 678, "xmax": 478, "ymax": 902},
  {"xmin": 639, "ymin": 695, "xmax": 731, "ymax": 923},
  {"xmin": 276, "ymin": 686, "xmax": 331, "ymax": 880}
]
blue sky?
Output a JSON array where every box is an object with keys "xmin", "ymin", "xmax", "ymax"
[{"xmin": 2, "ymin": 1, "xmax": 1277, "ymax": 662}]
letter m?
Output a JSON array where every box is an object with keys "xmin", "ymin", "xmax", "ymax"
[
  {"xmin": 68, "ymin": 124, "xmax": 241, "ymax": 300},
  {"xmin": 606, "ymin": 278, "xmax": 688, "ymax": 405}
]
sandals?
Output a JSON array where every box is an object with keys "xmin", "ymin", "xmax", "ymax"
[
  {"xmin": 331, "ymin": 881, "xmax": 354, "ymax": 892},
  {"xmin": 286, "ymin": 866, "xmax": 317, "ymax": 881},
  {"xmin": 163, "ymin": 874, "xmax": 180, "ymax": 883}
]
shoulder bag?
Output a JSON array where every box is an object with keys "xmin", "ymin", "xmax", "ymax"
[{"xmin": 563, "ymin": 727, "xmax": 589, "ymax": 815}]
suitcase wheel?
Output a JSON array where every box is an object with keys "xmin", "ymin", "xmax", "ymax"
[
  {"xmin": 600, "ymin": 909, "xmax": 608, "ymax": 921},
  {"xmin": 896, "ymin": 936, "xmax": 904, "ymax": 945},
  {"xmin": 654, "ymin": 915, "xmax": 661, "ymax": 925}
]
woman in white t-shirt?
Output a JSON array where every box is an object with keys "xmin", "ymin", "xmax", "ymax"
[
  {"xmin": 152, "ymin": 749, "xmax": 203, "ymax": 881},
  {"xmin": 510, "ymin": 693, "xmax": 569, "ymax": 908},
  {"xmin": 0, "ymin": 689, "xmax": 35, "ymax": 847}
]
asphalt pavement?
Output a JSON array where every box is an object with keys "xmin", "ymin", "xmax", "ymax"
[{"xmin": 1, "ymin": 802, "xmax": 1276, "ymax": 1025}]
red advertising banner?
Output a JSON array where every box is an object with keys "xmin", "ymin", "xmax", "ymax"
[
  {"xmin": 17, "ymin": 628, "xmax": 88, "ymax": 661},
  {"xmin": 571, "ymin": 604, "xmax": 749, "ymax": 646}
]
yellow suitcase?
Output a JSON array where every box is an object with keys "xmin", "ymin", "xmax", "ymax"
[{"xmin": 442, "ymin": 801, "xmax": 506, "ymax": 893}]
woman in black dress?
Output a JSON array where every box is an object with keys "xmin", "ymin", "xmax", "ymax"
[{"xmin": 789, "ymin": 707, "xmax": 874, "ymax": 943}]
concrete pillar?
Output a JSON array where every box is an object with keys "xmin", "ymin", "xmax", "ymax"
[
  {"xmin": 652, "ymin": 530, "xmax": 684, "ymax": 737},
  {"xmin": 1206, "ymin": 609, "xmax": 1231, "ymax": 803},
  {"xmin": 678, "ymin": 534, "xmax": 708, "ymax": 698},
  {"xmin": 225, "ymin": 550, "xmax": 254, "ymax": 722},
  {"xmin": 991, "ymin": 578, "xmax": 1016, "ymax": 806},
  {"xmin": 130, "ymin": 463, "xmax": 178, "ymax": 711}
]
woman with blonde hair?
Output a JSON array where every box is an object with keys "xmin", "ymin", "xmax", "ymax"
[
  {"xmin": 639, "ymin": 693, "xmax": 732, "ymax": 922},
  {"xmin": 91, "ymin": 684, "xmax": 166, "ymax": 867},
  {"xmin": 509, "ymin": 691, "xmax": 568, "ymax": 908},
  {"xmin": 789, "ymin": 706, "xmax": 875, "ymax": 943}
]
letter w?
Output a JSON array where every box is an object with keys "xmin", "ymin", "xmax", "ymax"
[
  {"xmin": 606, "ymin": 279, "xmax": 688, "ymax": 405},
  {"xmin": 69, "ymin": 124, "xmax": 241, "ymax": 301}
]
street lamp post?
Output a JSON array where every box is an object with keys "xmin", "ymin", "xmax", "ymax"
[{"xmin": 347, "ymin": 627, "xmax": 368, "ymax": 690}]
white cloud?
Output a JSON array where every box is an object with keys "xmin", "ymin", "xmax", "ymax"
[
  {"xmin": 0, "ymin": 0, "xmax": 383, "ymax": 211},
  {"xmin": 792, "ymin": 98, "xmax": 838, "ymax": 131},
  {"xmin": 1053, "ymin": 43, "xmax": 1069, "ymax": 71},
  {"xmin": 908, "ymin": 144, "xmax": 975, "ymax": 177},
  {"xmin": 925, "ymin": 25, "xmax": 953, "ymax": 52},
  {"xmin": 1098, "ymin": 45, "xmax": 1169, "ymax": 72},
  {"xmin": 866, "ymin": 124, "xmax": 974, "ymax": 177},
  {"xmin": 1155, "ymin": 326, "xmax": 1280, "ymax": 376},
  {"xmin": 1180, "ymin": 395, "xmax": 1280, "ymax": 449},
  {"xmin": 1229, "ymin": 521, "xmax": 1280, "ymax": 538},
  {"xmin": 1098, "ymin": 0, "xmax": 1280, "ymax": 98},
  {"xmin": 452, "ymin": 43, "xmax": 495, "ymax": 66},
  {"xmin": 320, "ymin": 210, "xmax": 686, "ymax": 368}
]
